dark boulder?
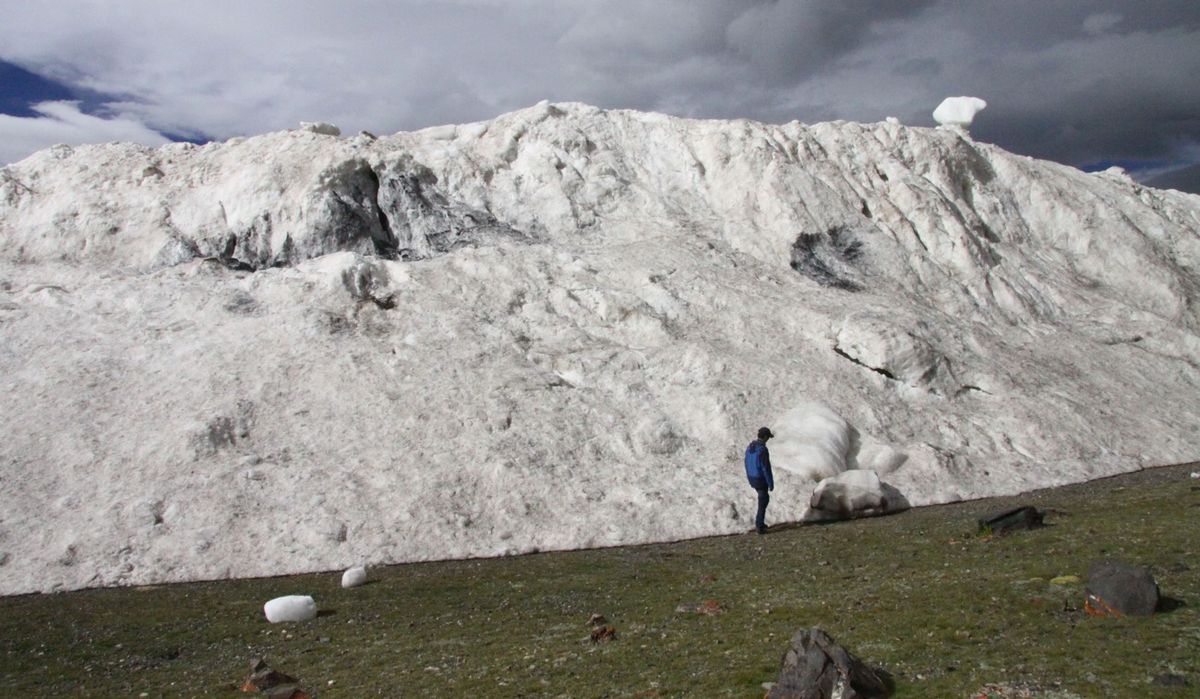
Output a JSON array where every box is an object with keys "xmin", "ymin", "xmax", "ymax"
[
  {"xmin": 767, "ymin": 627, "xmax": 892, "ymax": 699},
  {"xmin": 977, "ymin": 506, "xmax": 1042, "ymax": 535},
  {"xmin": 1085, "ymin": 560, "xmax": 1160, "ymax": 617},
  {"xmin": 241, "ymin": 658, "xmax": 301, "ymax": 693}
]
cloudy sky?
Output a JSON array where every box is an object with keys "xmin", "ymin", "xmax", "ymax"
[{"xmin": 2, "ymin": 0, "xmax": 1198, "ymax": 191}]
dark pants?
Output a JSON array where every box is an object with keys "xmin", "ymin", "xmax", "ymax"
[{"xmin": 750, "ymin": 478, "xmax": 769, "ymax": 531}]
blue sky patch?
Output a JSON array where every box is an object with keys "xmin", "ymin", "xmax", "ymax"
[
  {"xmin": 0, "ymin": 59, "xmax": 204, "ymax": 144},
  {"xmin": 0, "ymin": 60, "xmax": 75, "ymax": 116}
]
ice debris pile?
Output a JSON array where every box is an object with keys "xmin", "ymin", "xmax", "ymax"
[{"xmin": 1, "ymin": 101, "xmax": 1198, "ymax": 594}]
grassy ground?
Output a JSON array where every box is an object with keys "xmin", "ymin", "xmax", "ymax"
[{"xmin": 1, "ymin": 464, "xmax": 1197, "ymax": 698}]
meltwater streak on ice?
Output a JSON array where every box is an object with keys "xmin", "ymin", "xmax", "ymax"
[{"xmin": 0, "ymin": 102, "xmax": 1198, "ymax": 593}]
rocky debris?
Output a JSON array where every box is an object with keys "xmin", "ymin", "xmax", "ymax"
[
  {"xmin": 807, "ymin": 470, "xmax": 904, "ymax": 521},
  {"xmin": 240, "ymin": 658, "xmax": 307, "ymax": 696},
  {"xmin": 767, "ymin": 627, "xmax": 891, "ymax": 699},
  {"xmin": 586, "ymin": 612, "xmax": 616, "ymax": 642},
  {"xmin": 1084, "ymin": 560, "xmax": 1160, "ymax": 617},
  {"xmin": 340, "ymin": 257, "xmax": 396, "ymax": 309},
  {"xmin": 675, "ymin": 599, "xmax": 724, "ymax": 615},
  {"xmin": 341, "ymin": 565, "xmax": 367, "ymax": 588},
  {"xmin": 977, "ymin": 507, "xmax": 1043, "ymax": 536},
  {"xmin": 263, "ymin": 595, "xmax": 317, "ymax": 623},
  {"xmin": 970, "ymin": 681, "xmax": 1079, "ymax": 698}
]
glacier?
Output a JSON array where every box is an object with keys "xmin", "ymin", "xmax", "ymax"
[{"xmin": 1, "ymin": 101, "xmax": 1198, "ymax": 594}]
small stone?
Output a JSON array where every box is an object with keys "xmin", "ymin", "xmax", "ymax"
[
  {"xmin": 1153, "ymin": 673, "xmax": 1190, "ymax": 687},
  {"xmin": 675, "ymin": 599, "xmax": 724, "ymax": 615},
  {"xmin": 241, "ymin": 658, "xmax": 298, "ymax": 692},
  {"xmin": 978, "ymin": 506, "xmax": 1043, "ymax": 535}
]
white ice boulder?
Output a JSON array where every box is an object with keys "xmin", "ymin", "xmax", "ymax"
[
  {"xmin": 932, "ymin": 96, "xmax": 987, "ymax": 128},
  {"xmin": 263, "ymin": 595, "xmax": 317, "ymax": 623},
  {"xmin": 807, "ymin": 469, "xmax": 903, "ymax": 520},
  {"xmin": 341, "ymin": 565, "xmax": 367, "ymax": 588},
  {"xmin": 769, "ymin": 403, "xmax": 855, "ymax": 482},
  {"xmin": 299, "ymin": 121, "xmax": 341, "ymax": 136}
]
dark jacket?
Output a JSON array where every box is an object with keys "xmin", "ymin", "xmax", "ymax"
[{"xmin": 744, "ymin": 439, "xmax": 774, "ymax": 490}]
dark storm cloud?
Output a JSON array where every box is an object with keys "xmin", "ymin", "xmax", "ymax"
[
  {"xmin": 911, "ymin": 0, "xmax": 1200, "ymax": 174},
  {"xmin": 0, "ymin": 0, "xmax": 1197, "ymax": 190},
  {"xmin": 723, "ymin": 0, "xmax": 935, "ymax": 82}
]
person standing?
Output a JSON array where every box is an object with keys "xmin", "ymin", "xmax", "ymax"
[{"xmin": 744, "ymin": 427, "xmax": 775, "ymax": 534}]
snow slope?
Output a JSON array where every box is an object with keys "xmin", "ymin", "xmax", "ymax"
[{"xmin": 1, "ymin": 102, "xmax": 1198, "ymax": 594}]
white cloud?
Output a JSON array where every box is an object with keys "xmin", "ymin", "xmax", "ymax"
[
  {"xmin": 0, "ymin": 101, "xmax": 170, "ymax": 164},
  {"xmin": 1083, "ymin": 12, "xmax": 1123, "ymax": 36},
  {"xmin": 0, "ymin": 1, "xmax": 582, "ymax": 140}
]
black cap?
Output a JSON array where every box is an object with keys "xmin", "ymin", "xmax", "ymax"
[{"xmin": 757, "ymin": 427, "xmax": 774, "ymax": 440}]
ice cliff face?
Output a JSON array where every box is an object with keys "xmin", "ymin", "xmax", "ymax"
[{"xmin": 2, "ymin": 101, "xmax": 1198, "ymax": 594}]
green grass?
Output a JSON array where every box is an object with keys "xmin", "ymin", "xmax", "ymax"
[{"xmin": 1, "ymin": 464, "xmax": 1197, "ymax": 697}]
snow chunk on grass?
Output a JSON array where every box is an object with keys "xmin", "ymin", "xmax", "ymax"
[{"xmin": 264, "ymin": 595, "xmax": 317, "ymax": 623}]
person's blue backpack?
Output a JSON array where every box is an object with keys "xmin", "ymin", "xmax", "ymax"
[{"xmin": 744, "ymin": 439, "xmax": 774, "ymax": 490}]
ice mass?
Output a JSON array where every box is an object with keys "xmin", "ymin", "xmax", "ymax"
[{"xmin": 1, "ymin": 101, "xmax": 1198, "ymax": 595}]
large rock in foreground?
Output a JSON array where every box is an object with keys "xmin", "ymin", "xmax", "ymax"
[
  {"xmin": 768, "ymin": 627, "xmax": 891, "ymax": 699},
  {"xmin": 1085, "ymin": 560, "xmax": 1160, "ymax": 617}
]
